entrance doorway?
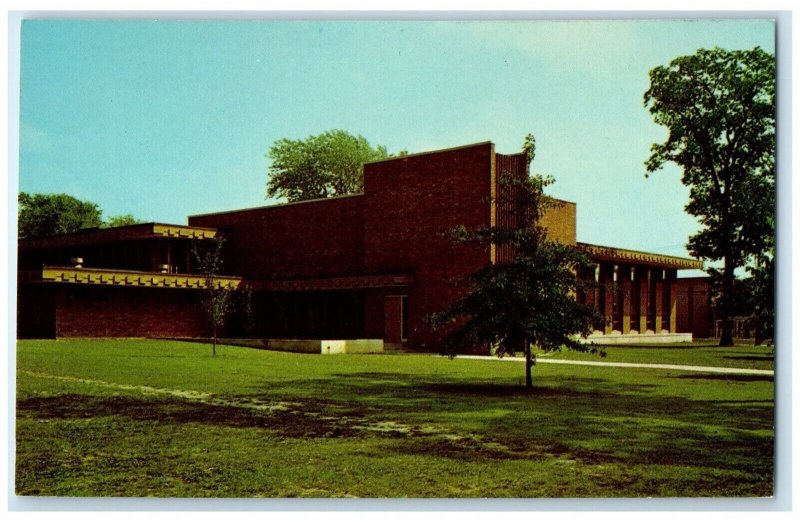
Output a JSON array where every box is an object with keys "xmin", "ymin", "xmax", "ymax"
[{"xmin": 384, "ymin": 295, "xmax": 408, "ymax": 343}]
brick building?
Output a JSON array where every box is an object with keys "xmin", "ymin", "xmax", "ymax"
[
  {"xmin": 17, "ymin": 223, "xmax": 241, "ymax": 339},
  {"xmin": 18, "ymin": 141, "xmax": 707, "ymax": 349}
]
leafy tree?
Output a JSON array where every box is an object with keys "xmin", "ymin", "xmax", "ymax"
[
  {"xmin": 237, "ymin": 283, "xmax": 256, "ymax": 338},
  {"xmin": 19, "ymin": 192, "xmax": 143, "ymax": 237},
  {"xmin": 431, "ymin": 134, "xmax": 603, "ymax": 388},
  {"xmin": 748, "ymin": 252, "xmax": 774, "ymax": 345},
  {"xmin": 192, "ymin": 237, "xmax": 234, "ymax": 356},
  {"xmin": 266, "ymin": 130, "xmax": 389, "ymax": 202},
  {"xmin": 644, "ymin": 47, "xmax": 775, "ymax": 347},
  {"xmin": 747, "ymin": 207, "xmax": 775, "ymax": 346},
  {"xmin": 18, "ymin": 192, "xmax": 103, "ymax": 238},
  {"xmin": 743, "ymin": 211, "xmax": 774, "ymax": 345},
  {"xmin": 103, "ymin": 214, "xmax": 142, "ymax": 228}
]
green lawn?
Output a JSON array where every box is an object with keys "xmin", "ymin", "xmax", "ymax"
[
  {"xmin": 534, "ymin": 341, "xmax": 775, "ymax": 370},
  {"xmin": 16, "ymin": 339, "xmax": 774, "ymax": 498}
]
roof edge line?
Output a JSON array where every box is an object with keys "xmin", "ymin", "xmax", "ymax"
[
  {"xmin": 577, "ymin": 242, "xmax": 703, "ymax": 266},
  {"xmin": 188, "ymin": 193, "xmax": 365, "ymax": 219},
  {"xmin": 364, "ymin": 141, "xmax": 495, "ymax": 166}
]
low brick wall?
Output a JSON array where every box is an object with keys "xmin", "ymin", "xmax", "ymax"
[{"xmin": 49, "ymin": 286, "xmax": 208, "ymax": 339}]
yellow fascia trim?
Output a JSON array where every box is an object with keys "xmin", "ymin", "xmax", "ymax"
[
  {"xmin": 152, "ymin": 225, "xmax": 217, "ymax": 239},
  {"xmin": 578, "ymin": 244, "xmax": 703, "ymax": 270},
  {"xmin": 42, "ymin": 267, "xmax": 240, "ymax": 290}
]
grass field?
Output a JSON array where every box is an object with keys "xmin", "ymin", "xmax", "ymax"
[
  {"xmin": 534, "ymin": 341, "xmax": 775, "ymax": 370},
  {"xmin": 16, "ymin": 339, "xmax": 774, "ymax": 498}
]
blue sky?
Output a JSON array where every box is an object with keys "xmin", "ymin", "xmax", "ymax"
[{"xmin": 18, "ymin": 19, "xmax": 775, "ymax": 267}]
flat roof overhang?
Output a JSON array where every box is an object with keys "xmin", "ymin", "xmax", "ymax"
[
  {"xmin": 19, "ymin": 223, "xmax": 219, "ymax": 251},
  {"xmin": 24, "ymin": 266, "xmax": 241, "ymax": 290},
  {"xmin": 577, "ymin": 243, "xmax": 704, "ymax": 270},
  {"xmin": 251, "ymin": 273, "xmax": 415, "ymax": 292}
]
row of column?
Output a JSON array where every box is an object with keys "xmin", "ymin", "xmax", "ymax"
[{"xmin": 583, "ymin": 263, "xmax": 677, "ymax": 335}]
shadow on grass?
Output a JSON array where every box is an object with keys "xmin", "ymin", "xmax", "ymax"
[
  {"xmin": 17, "ymin": 394, "xmax": 358, "ymax": 439},
  {"xmin": 592, "ymin": 343, "xmax": 720, "ymax": 350},
  {"xmin": 322, "ymin": 372, "xmax": 609, "ymax": 399},
  {"xmin": 17, "ymin": 369, "xmax": 775, "ymax": 474},
  {"xmin": 280, "ymin": 371, "xmax": 774, "ymax": 472},
  {"xmin": 723, "ymin": 355, "xmax": 774, "ymax": 363},
  {"xmin": 671, "ymin": 373, "xmax": 774, "ymax": 383}
]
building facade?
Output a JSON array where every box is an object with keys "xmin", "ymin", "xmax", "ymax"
[
  {"xmin": 18, "ymin": 142, "xmax": 705, "ymax": 350},
  {"xmin": 17, "ymin": 223, "xmax": 241, "ymax": 339},
  {"xmin": 674, "ymin": 276, "xmax": 715, "ymax": 339}
]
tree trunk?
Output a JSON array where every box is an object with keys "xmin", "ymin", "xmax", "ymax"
[
  {"xmin": 754, "ymin": 312, "xmax": 764, "ymax": 346},
  {"xmin": 718, "ymin": 255, "xmax": 735, "ymax": 347},
  {"xmin": 524, "ymin": 338, "xmax": 533, "ymax": 388},
  {"xmin": 212, "ymin": 323, "xmax": 217, "ymax": 356}
]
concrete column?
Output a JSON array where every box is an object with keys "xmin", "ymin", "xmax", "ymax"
[
  {"xmin": 686, "ymin": 279, "xmax": 695, "ymax": 335},
  {"xmin": 602, "ymin": 263, "xmax": 614, "ymax": 335},
  {"xmin": 621, "ymin": 265, "xmax": 632, "ymax": 334},
  {"xmin": 589, "ymin": 265, "xmax": 602, "ymax": 333},
  {"xmin": 667, "ymin": 269, "xmax": 677, "ymax": 333},
  {"xmin": 639, "ymin": 267, "xmax": 650, "ymax": 333},
  {"xmin": 654, "ymin": 269, "xmax": 664, "ymax": 333}
]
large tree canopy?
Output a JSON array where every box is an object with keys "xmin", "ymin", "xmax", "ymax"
[
  {"xmin": 266, "ymin": 130, "xmax": 390, "ymax": 202},
  {"xmin": 18, "ymin": 192, "xmax": 103, "ymax": 239},
  {"xmin": 644, "ymin": 47, "xmax": 775, "ymax": 346},
  {"xmin": 431, "ymin": 134, "xmax": 603, "ymax": 388},
  {"xmin": 19, "ymin": 192, "xmax": 142, "ymax": 238},
  {"xmin": 102, "ymin": 214, "xmax": 142, "ymax": 228}
]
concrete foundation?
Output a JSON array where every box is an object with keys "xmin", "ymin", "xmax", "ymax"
[
  {"xmin": 583, "ymin": 332, "xmax": 693, "ymax": 345},
  {"xmin": 321, "ymin": 339, "xmax": 384, "ymax": 354},
  {"xmin": 220, "ymin": 338, "xmax": 384, "ymax": 354}
]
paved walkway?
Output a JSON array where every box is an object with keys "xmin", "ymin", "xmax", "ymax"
[{"xmin": 456, "ymin": 355, "xmax": 774, "ymax": 376}]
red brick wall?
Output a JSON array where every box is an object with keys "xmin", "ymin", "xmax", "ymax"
[
  {"xmin": 363, "ymin": 143, "xmax": 495, "ymax": 349},
  {"xmin": 185, "ymin": 142, "xmax": 581, "ymax": 352},
  {"xmin": 675, "ymin": 277, "xmax": 713, "ymax": 338},
  {"xmin": 52, "ymin": 286, "xmax": 209, "ymax": 338},
  {"xmin": 383, "ymin": 295, "xmax": 403, "ymax": 343},
  {"xmin": 189, "ymin": 196, "xmax": 365, "ymax": 280},
  {"xmin": 363, "ymin": 290, "xmax": 385, "ymax": 340}
]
